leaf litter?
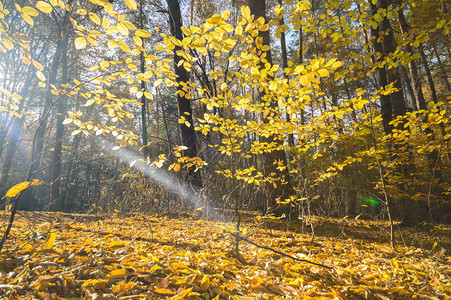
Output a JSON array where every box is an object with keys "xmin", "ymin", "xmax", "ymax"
[{"xmin": 0, "ymin": 211, "xmax": 450, "ymax": 299}]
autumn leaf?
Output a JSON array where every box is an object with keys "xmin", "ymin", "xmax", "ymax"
[
  {"xmin": 36, "ymin": 1, "xmax": 53, "ymax": 13},
  {"xmin": 154, "ymin": 288, "xmax": 176, "ymax": 295},
  {"xmin": 168, "ymin": 288, "xmax": 192, "ymax": 300},
  {"xmin": 5, "ymin": 182, "xmax": 31, "ymax": 197},
  {"xmin": 109, "ymin": 268, "xmax": 133, "ymax": 279},
  {"xmin": 124, "ymin": 0, "xmax": 137, "ymax": 10},
  {"xmin": 135, "ymin": 29, "xmax": 150, "ymax": 38},
  {"xmin": 200, "ymin": 275, "xmax": 210, "ymax": 291},
  {"xmin": 74, "ymin": 37, "xmax": 87, "ymax": 49},
  {"xmin": 42, "ymin": 230, "xmax": 56, "ymax": 249}
]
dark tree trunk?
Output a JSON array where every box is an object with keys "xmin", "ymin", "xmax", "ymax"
[
  {"xmin": 377, "ymin": 0, "xmax": 407, "ymax": 118},
  {"xmin": 50, "ymin": 25, "xmax": 70, "ymax": 211},
  {"xmin": 166, "ymin": 0, "xmax": 201, "ymax": 188},
  {"xmin": 369, "ymin": 2, "xmax": 393, "ymax": 135}
]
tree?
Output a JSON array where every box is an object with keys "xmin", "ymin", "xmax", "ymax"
[{"xmin": 165, "ymin": 0, "xmax": 202, "ymax": 188}]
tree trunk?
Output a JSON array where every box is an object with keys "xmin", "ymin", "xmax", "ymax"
[
  {"xmin": 166, "ymin": 0, "xmax": 202, "ymax": 188},
  {"xmin": 22, "ymin": 40, "xmax": 63, "ymax": 210},
  {"xmin": 377, "ymin": 0, "xmax": 407, "ymax": 118},
  {"xmin": 369, "ymin": 2, "xmax": 393, "ymax": 135},
  {"xmin": 50, "ymin": 25, "xmax": 70, "ymax": 211}
]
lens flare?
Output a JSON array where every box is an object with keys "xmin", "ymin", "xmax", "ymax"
[
  {"xmin": 99, "ymin": 139, "xmax": 217, "ymax": 216},
  {"xmin": 360, "ymin": 195, "xmax": 379, "ymax": 207}
]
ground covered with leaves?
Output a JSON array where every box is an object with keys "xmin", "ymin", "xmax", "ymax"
[{"xmin": 0, "ymin": 211, "xmax": 450, "ymax": 299}]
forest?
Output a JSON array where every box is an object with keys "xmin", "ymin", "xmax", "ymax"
[{"xmin": 0, "ymin": 0, "xmax": 450, "ymax": 298}]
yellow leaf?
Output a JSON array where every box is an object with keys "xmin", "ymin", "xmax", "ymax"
[
  {"xmin": 36, "ymin": 70, "xmax": 45, "ymax": 81},
  {"xmin": 263, "ymin": 107, "xmax": 270, "ymax": 119},
  {"xmin": 89, "ymin": 12, "xmax": 100, "ymax": 25},
  {"xmin": 31, "ymin": 179, "xmax": 43, "ymax": 186},
  {"xmin": 74, "ymin": 37, "xmax": 87, "ymax": 49},
  {"xmin": 42, "ymin": 230, "xmax": 56, "ymax": 249},
  {"xmin": 135, "ymin": 29, "xmax": 150, "ymax": 37},
  {"xmin": 118, "ymin": 42, "xmax": 131, "ymax": 53},
  {"xmin": 22, "ymin": 6, "xmax": 39, "ymax": 16},
  {"xmin": 112, "ymin": 281, "xmax": 134, "ymax": 294},
  {"xmin": 121, "ymin": 21, "xmax": 136, "ymax": 30},
  {"xmin": 221, "ymin": 9, "xmax": 230, "ymax": 20},
  {"xmin": 100, "ymin": 61, "xmax": 110, "ymax": 69},
  {"xmin": 432, "ymin": 241, "xmax": 437, "ymax": 249},
  {"xmin": 82, "ymin": 279, "xmax": 108, "ymax": 290},
  {"xmin": 112, "ymin": 281, "xmax": 124, "ymax": 294},
  {"xmin": 154, "ymin": 288, "xmax": 176, "ymax": 295},
  {"xmin": 5, "ymin": 182, "xmax": 31, "ymax": 197},
  {"xmin": 259, "ymin": 24, "xmax": 269, "ymax": 31},
  {"xmin": 392, "ymin": 258, "xmax": 399, "ymax": 270},
  {"xmin": 206, "ymin": 15, "xmax": 222, "ymax": 25},
  {"xmin": 2, "ymin": 39, "xmax": 14, "ymax": 51},
  {"xmin": 32, "ymin": 60, "xmax": 43, "ymax": 70},
  {"xmin": 124, "ymin": 0, "xmax": 137, "ymax": 10},
  {"xmin": 200, "ymin": 275, "xmax": 210, "ymax": 291},
  {"xmin": 36, "ymin": 1, "xmax": 53, "ymax": 13},
  {"xmin": 317, "ymin": 69, "xmax": 329, "ymax": 77},
  {"xmin": 101, "ymin": 17, "xmax": 109, "ymax": 28},
  {"xmin": 332, "ymin": 61, "xmax": 343, "ymax": 69},
  {"xmin": 109, "ymin": 269, "xmax": 128, "ymax": 279},
  {"xmin": 107, "ymin": 40, "xmax": 117, "ymax": 49},
  {"xmin": 241, "ymin": 6, "xmax": 251, "ymax": 20},
  {"xmin": 21, "ymin": 13, "xmax": 34, "ymax": 26},
  {"xmin": 168, "ymin": 288, "xmax": 192, "ymax": 300}
]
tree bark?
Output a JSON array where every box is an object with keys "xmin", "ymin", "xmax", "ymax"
[
  {"xmin": 166, "ymin": 0, "xmax": 202, "ymax": 188},
  {"xmin": 50, "ymin": 23, "xmax": 70, "ymax": 211},
  {"xmin": 369, "ymin": 2, "xmax": 393, "ymax": 135},
  {"xmin": 377, "ymin": 0, "xmax": 407, "ymax": 118}
]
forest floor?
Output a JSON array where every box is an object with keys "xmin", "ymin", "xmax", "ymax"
[{"xmin": 0, "ymin": 210, "xmax": 450, "ymax": 299}]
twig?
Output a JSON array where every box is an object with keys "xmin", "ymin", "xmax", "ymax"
[{"xmin": 226, "ymin": 231, "xmax": 334, "ymax": 270}]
